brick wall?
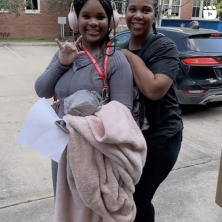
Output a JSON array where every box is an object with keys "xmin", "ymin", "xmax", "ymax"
[
  {"xmin": 0, "ymin": 0, "xmax": 68, "ymax": 39},
  {"xmin": 115, "ymin": 17, "xmax": 127, "ymax": 33},
  {"xmin": 0, "ymin": 2, "xmax": 128, "ymax": 40},
  {"xmin": 0, "ymin": 0, "xmax": 196, "ymax": 40},
  {"xmin": 0, "ymin": 1, "xmax": 127, "ymax": 40},
  {"xmin": 180, "ymin": 0, "xmax": 194, "ymax": 20}
]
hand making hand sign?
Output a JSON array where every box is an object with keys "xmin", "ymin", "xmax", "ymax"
[{"xmin": 55, "ymin": 36, "xmax": 85, "ymax": 67}]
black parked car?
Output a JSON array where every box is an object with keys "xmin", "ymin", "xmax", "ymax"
[{"xmin": 112, "ymin": 27, "xmax": 222, "ymax": 106}]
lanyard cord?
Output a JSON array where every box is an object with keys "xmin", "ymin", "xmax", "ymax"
[{"xmin": 82, "ymin": 42, "xmax": 111, "ymax": 89}]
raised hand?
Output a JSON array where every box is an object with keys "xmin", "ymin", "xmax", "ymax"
[{"xmin": 55, "ymin": 36, "xmax": 85, "ymax": 67}]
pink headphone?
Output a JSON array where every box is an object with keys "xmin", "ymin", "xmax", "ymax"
[{"xmin": 68, "ymin": 1, "xmax": 120, "ymax": 33}]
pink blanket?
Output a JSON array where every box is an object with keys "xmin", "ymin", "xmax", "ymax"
[{"xmin": 54, "ymin": 101, "xmax": 147, "ymax": 222}]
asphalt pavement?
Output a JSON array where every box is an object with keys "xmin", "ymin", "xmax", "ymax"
[{"xmin": 0, "ymin": 43, "xmax": 222, "ymax": 222}]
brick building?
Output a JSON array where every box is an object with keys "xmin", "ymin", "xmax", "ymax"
[
  {"xmin": 0, "ymin": 0, "xmax": 68, "ymax": 40},
  {"xmin": 0, "ymin": 0, "xmax": 218, "ymax": 40},
  {"xmin": 0, "ymin": 0, "xmax": 127, "ymax": 40}
]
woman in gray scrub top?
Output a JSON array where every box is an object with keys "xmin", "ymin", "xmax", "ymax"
[{"xmin": 35, "ymin": 0, "xmax": 133, "ymax": 197}]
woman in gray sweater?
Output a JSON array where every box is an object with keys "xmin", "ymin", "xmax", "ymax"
[{"xmin": 35, "ymin": 0, "xmax": 133, "ymax": 196}]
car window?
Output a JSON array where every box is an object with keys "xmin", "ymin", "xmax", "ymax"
[
  {"xmin": 111, "ymin": 32, "xmax": 131, "ymax": 48},
  {"xmin": 187, "ymin": 38, "xmax": 222, "ymax": 52}
]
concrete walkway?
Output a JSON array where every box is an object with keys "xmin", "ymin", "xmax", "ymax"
[
  {"xmin": 0, "ymin": 41, "xmax": 61, "ymax": 47},
  {"xmin": 0, "ymin": 45, "xmax": 222, "ymax": 222}
]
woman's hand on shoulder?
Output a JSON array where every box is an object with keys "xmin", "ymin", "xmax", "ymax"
[
  {"xmin": 121, "ymin": 48, "xmax": 174, "ymax": 100},
  {"xmin": 55, "ymin": 36, "xmax": 85, "ymax": 67}
]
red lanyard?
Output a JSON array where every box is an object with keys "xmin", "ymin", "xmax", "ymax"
[{"xmin": 82, "ymin": 42, "xmax": 111, "ymax": 89}]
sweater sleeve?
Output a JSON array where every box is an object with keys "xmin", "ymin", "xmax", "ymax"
[
  {"xmin": 35, "ymin": 50, "xmax": 70, "ymax": 99},
  {"xmin": 108, "ymin": 49, "xmax": 134, "ymax": 111}
]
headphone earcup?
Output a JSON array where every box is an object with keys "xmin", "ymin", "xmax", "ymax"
[
  {"xmin": 68, "ymin": 3, "xmax": 79, "ymax": 32},
  {"xmin": 109, "ymin": 2, "xmax": 119, "ymax": 29},
  {"xmin": 110, "ymin": 10, "xmax": 119, "ymax": 29}
]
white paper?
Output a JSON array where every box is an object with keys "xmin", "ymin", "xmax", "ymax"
[{"xmin": 17, "ymin": 98, "xmax": 69, "ymax": 162}]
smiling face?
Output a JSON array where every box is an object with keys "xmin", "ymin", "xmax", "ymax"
[
  {"xmin": 126, "ymin": 0, "xmax": 157, "ymax": 38},
  {"xmin": 78, "ymin": 0, "xmax": 109, "ymax": 47}
]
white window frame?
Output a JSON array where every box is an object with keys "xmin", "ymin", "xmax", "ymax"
[
  {"xmin": 0, "ymin": 9, "xmax": 9, "ymax": 13},
  {"xmin": 115, "ymin": 0, "xmax": 126, "ymax": 17},
  {"xmin": 192, "ymin": 0, "xmax": 201, "ymax": 18},
  {"xmin": 192, "ymin": 0, "xmax": 216, "ymax": 19},
  {"xmin": 25, "ymin": 0, "xmax": 40, "ymax": 13},
  {"xmin": 120, "ymin": 1, "xmax": 126, "ymax": 17},
  {"xmin": 162, "ymin": 0, "xmax": 182, "ymax": 18},
  {"xmin": 162, "ymin": 0, "xmax": 170, "ymax": 17}
]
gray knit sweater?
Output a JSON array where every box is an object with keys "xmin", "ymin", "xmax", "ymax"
[{"xmin": 35, "ymin": 49, "xmax": 133, "ymax": 118}]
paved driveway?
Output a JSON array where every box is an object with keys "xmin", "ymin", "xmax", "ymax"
[{"xmin": 0, "ymin": 45, "xmax": 222, "ymax": 222}]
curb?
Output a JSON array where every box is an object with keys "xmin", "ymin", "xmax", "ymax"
[{"xmin": 0, "ymin": 42, "xmax": 57, "ymax": 46}]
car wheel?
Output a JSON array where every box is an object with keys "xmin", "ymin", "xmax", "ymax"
[
  {"xmin": 179, "ymin": 104, "xmax": 204, "ymax": 114},
  {"xmin": 179, "ymin": 105, "xmax": 190, "ymax": 114},
  {"xmin": 207, "ymin": 102, "xmax": 222, "ymax": 107}
]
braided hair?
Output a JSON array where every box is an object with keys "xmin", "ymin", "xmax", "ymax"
[
  {"xmin": 127, "ymin": 0, "xmax": 158, "ymax": 34},
  {"xmin": 152, "ymin": 0, "xmax": 158, "ymax": 34},
  {"xmin": 73, "ymin": 0, "xmax": 116, "ymax": 82}
]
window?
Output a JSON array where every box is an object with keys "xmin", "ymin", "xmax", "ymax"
[
  {"xmin": 192, "ymin": 0, "xmax": 212, "ymax": 18},
  {"xmin": 115, "ymin": 0, "xmax": 127, "ymax": 17},
  {"xmin": 187, "ymin": 38, "xmax": 222, "ymax": 52},
  {"xmin": 163, "ymin": 0, "xmax": 170, "ymax": 15},
  {"xmin": 25, "ymin": 0, "xmax": 40, "ymax": 13},
  {"xmin": 163, "ymin": 0, "xmax": 181, "ymax": 18},
  {"xmin": 0, "ymin": 9, "xmax": 9, "ymax": 13},
  {"xmin": 171, "ymin": 0, "xmax": 180, "ymax": 16},
  {"xmin": 192, "ymin": 0, "xmax": 201, "ymax": 17}
]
